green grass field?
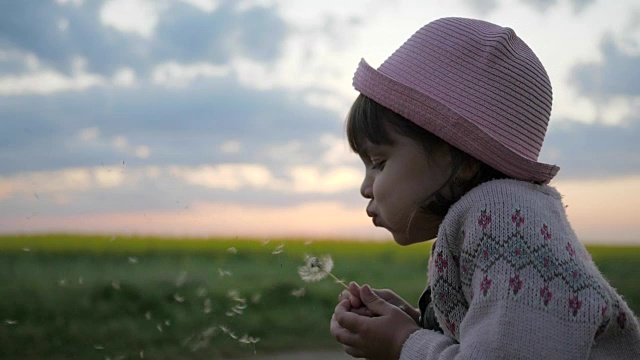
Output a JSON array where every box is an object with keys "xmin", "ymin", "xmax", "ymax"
[{"xmin": 1, "ymin": 234, "xmax": 639, "ymax": 359}]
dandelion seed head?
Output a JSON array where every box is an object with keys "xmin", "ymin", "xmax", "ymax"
[{"xmin": 297, "ymin": 254, "xmax": 334, "ymax": 282}]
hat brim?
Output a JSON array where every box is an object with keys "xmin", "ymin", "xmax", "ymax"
[{"xmin": 353, "ymin": 59, "xmax": 559, "ymax": 184}]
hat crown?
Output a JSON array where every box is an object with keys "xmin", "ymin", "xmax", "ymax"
[{"xmin": 377, "ymin": 17, "xmax": 552, "ymax": 161}]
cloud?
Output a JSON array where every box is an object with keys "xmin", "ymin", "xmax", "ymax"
[
  {"xmin": 541, "ymin": 118, "xmax": 640, "ymax": 179},
  {"xmin": 151, "ymin": 61, "xmax": 230, "ymax": 87},
  {"xmin": 569, "ymin": 34, "xmax": 640, "ymax": 100},
  {"xmin": 99, "ymin": 0, "xmax": 161, "ymax": 39},
  {"xmin": 520, "ymin": 0, "xmax": 596, "ymax": 12},
  {"xmin": 0, "ymin": 74, "xmax": 341, "ymax": 175},
  {"xmin": 168, "ymin": 163, "xmax": 280, "ymax": 191},
  {"xmin": 287, "ymin": 166, "xmax": 361, "ymax": 194},
  {"xmin": 462, "ymin": 0, "xmax": 499, "ymax": 15},
  {"xmin": 220, "ymin": 140, "xmax": 242, "ymax": 154},
  {"xmin": 0, "ymin": 1, "xmax": 288, "ymax": 77},
  {"xmin": 466, "ymin": 0, "xmax": 597, "ymax": 15}
]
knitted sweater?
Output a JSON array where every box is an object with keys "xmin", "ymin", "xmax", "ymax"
[{"xmin": 400, "ymin": 179, "xmax": 640, "ymax": 359}]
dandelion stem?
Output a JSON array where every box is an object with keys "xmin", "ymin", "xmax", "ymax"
[{"xmin": 326, "ymin": 271, "xmax": 349, "ymax": 290}]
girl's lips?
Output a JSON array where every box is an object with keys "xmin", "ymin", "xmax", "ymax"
[{"xmin": 372, "ymin": 216, "xmax": 381, "ymax": 227}]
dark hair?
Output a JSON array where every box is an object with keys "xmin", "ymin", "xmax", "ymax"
[{"xmin": 346, "ymin": 94, "xmax": 510, "ymax": 217}]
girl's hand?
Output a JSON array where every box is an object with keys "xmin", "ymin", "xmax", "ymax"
[
  {"xmin": 331, "ymin": 285, "xmax": 421, "ymax": 359},
  {"xmin": 339, "ymin": 282, "xmax": 420, "ymax": 323}
]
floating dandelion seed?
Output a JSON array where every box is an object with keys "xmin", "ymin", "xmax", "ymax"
[
  {"xmin": 164, "ymin": 320, "xmax": 171, "ymax": 326},
  {"xmin": 218, "ymin": 268, "xmax": 232, "ymax": 277},
  {"xmin": 219, "ymin": 325, "xmax": 231, "ymax": 334},
  {"xmin": 175, "ymin": 271, "xmax": 188, "ymax": 287},
  {"xmin": 144, "ymin": 311, "xmax": 152, "ymax": 320},
  {"xmin": 196, "ymin": 287, "xmax": 207, "ymax": 297},
  {"xmin": 111, "ymin": 281, "xmax": 120, "ymax": 290},
  {"xmin": 94, "ymin": 345, "xmax": 105, "ymax": 350},
  {"xmin": 174, "ymin": 293, "xmax": 185, "ymax": 303},
  {"xmin": 238, "ymin": 334, "xmax": 260, "ymax": 344},
  {"xmin": 58, "ymin": 278, "xmax": 67, "ymax": 287},
  {"xmin": 22, "ymin": 248, "xmax": 31, "ymax": 252},
  {"xmin": 231, "ymin": 307, "xmax": 243, "ymax": 315},
  {"xmin": 262, "ymin": 238, "xmax": 270, "ymax": 246},
  {"xmin": 304, "ymin": 240, "xmax": 313, "ymax": 245},
  {"xmin": 291, "ymin": 287, "xmax": 306, "ymax": 298},
  {"xmin": 156, "ymin": 324, "xmax": 163, "ymax": 332},
  {"xmin": 238, "ymin": 334, "xmax": 260, "ymax": 354},
  {"xmin": 78, "ymin": 277, "xmax": 83, "ymax": 285},
  {"xmin": 298, "ymin": 255, "xmax": 348, "ymax": 290},
  {"xmin": 5, "ymin": 319, "xmax": 17, "ymax": 325},
  {"xmin": 110, "ymin": 235, "xmax": 116, "ymax": 242},
  {"xmin": 140, "ymin": 350, "xmax": 144, "ymax": 359},
  {"xmin": 203, "ymin": 299, "xmax": 212, "ymax": 314},
  {"xmin": 202, "ymin": 326, "xmax": 218, "ymax": 338},
  {"xmin": 227, "ymin": 247, "xmax": 237, "ymax": 254},
  {"xmin": 128, "ymin": 257, "xmax": 138, "ymax": 264},
  {"xmin": 227, "ymin": 289, "xmax": 245, "ymax": 303},
  {"xmin": 251, "ymin": 293, "xmax": 262, "ymax": 304},
  {"xmin": 272, "ymin": 244, "xmax": 284, "ymax": 255}
]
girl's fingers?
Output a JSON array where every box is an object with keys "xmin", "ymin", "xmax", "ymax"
[
  {"xmin": 338, "ymin": 290, "xmax": 350, "ymax": 303},
  {"xmin": 343, "ymin": 345, "xmax": 366, "ymax": 358},
  {"xmin": 350, "ymin": 307, "xmax": 374, "ymax": 317},
  {"xmin": 334, "ymin": 300, "xmax": 364, "ymax": 333},
  {"xmin": 330, "ymin": 314, "xmax": 362, "ymax": 348},
  {"xmin": 349, "ymin": 281, "xmax": 363, "ymax": 308}
]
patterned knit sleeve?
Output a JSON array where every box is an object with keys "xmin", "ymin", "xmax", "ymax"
[{"xmin": 400, "ymin": 192, "xmax": 615, "ymax": 359}]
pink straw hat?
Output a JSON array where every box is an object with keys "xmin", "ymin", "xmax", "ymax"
[{"xmin": 352, "ymin": 17, "xmax": 559, "ymax": 184}]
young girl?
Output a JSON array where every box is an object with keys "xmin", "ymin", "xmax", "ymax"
[{"xmin": 330, "ymin": 17, "xmax": 640, "ymax": 359}]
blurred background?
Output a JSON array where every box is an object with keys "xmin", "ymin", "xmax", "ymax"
[{"xmin": 0, "ymin": 0, "xmax": 639, "ymax": 359}]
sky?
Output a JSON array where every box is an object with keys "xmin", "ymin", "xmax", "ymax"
[{"xmin": 0, "ymin": 0, "xmax": 639, "ymax": 243}]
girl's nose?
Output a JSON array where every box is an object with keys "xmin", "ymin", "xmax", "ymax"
[{"xmin": 360, "ymin": 175, "xmax": 373, "ymax": 199}]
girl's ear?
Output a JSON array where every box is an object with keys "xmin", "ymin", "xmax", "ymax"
[{"xmin": 453, "ymin": 156, "xmax": 481, "ymax": 186}]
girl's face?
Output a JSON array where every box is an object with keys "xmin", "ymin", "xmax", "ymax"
[{"xmin": 359, "ymin": 123, "xmax": 451, "ymax": 246}]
